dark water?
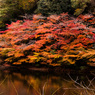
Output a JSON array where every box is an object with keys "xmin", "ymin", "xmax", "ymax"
[{"xmin": 0, "ymin": 70, "xmax": 95, "ymax": 95}]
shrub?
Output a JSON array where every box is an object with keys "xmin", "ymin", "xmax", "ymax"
[
  {"xmin": 0, "ymin": 0, "xmax": 20, "ymax": 28},
  {"xmin": 0, "ymin": 13, "xmax": 95, "ymax": 66},
  {"xmin": 71, "ymin": 0, "xmax": 91, "ymax": 16},
  {"xmin": 35, "ymin": 0, "xmax": 72, "ymax": 16},
  {"xmin": 18, "ymin": 0, "xmax": 38, "ymax": 13},
  {"xmin": 86, "ymin": 0, "xmax": 95, "ymax": 14},
  {"xmin": 0, "ymin": 0, "xmax": 38, "ymax": 29}
]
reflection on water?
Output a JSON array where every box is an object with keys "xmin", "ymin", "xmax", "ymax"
[{"xmin": 0, "ymin": 70, "xmax": 95, "ymax": 95}]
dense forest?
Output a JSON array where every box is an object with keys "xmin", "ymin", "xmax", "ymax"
[{"xmin": 0, "ymin": 0, "xmax": 95, "ymax": 29}]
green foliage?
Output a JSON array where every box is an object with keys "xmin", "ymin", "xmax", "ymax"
[
  {"xmin": 35, "ymin": 0, "xmax": 72, "ymax": 15},
  {"xmin": 18, "ymin": 0, "xmax": 38, "ymax": 12},
  {"xmin": 0, "ymin": 0, "xmax": 19, "ymax": 28},
  {"xmin": 0, "ymin": 0, "xmax": 38, "ymax": 29},
  {"xmin": 71, "ymin": 0, "xmax": 91, "ymax": 15}
]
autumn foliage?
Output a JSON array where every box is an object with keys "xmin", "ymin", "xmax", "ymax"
[{"xmin": 0, "ymin": 13, "xmax": 95, "ymax": 67}]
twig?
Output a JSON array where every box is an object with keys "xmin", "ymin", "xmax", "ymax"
[
  {"xmin": 62, "ymin": 88, "xmax": 95, "ymax": 90},
  {"xmin": 82, "ymin": 81, "xmax": 90, "ymax": 90},
  {"xmin": 11, "ymin": 80, "xmax": 18, "ymax": 95},
  {"xmin": 63, "ymin": 90, "xmax": 66, "ymax": 95},
  {"xmin": 86, "ymin": 76, "xmax": 95, "ymax": 88},
  {"xmin": 27, "ymin": 82, "xmax": 31, "ymax": 95},
  {"xmin": 0, "ymin": 75, "xmax": 8, "ymax": 86},
  {"xmin": 31, "ymin": 85, "xmax": 41, "ymax": 95},
  {"xmin": 67, "ymin": 73, "xmax": 95, "ymax": 91},
  {"xmin": 91, "ymin": 72, "xmax": 95, "ymax": 76},
  {"xmin": 42, "ymin": 81, "xmax": 47, "ymax": 95},
  {"xmin": 51, "ymin": 86, "xmax": 63, "ymax": 95},
  {"xmin": 67, "ymin": 73, "xmax": 85, "ymax": 89}
]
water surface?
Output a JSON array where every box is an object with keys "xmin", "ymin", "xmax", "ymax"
[{"xmin": 0, "ymin": 70, "xmax": 95, "ymax": 95}]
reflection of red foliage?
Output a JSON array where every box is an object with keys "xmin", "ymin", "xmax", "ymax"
[{"xmin": 0, "ymin": 13, "xmax": 95, "ymax": 66}]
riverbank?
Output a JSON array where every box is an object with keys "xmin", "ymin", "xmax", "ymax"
[{"xmin": 1, "ymin": 64, "xmax": 95, "ymax": 75}]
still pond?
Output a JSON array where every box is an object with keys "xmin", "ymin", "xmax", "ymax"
[{"xmin": 0, "ymin": 70, "xmax": 95, "ymax": 95}]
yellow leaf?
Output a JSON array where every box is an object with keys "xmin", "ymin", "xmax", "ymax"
[
  {"xmin": 14, "ymin": 53, "xmax": 24, "ymax": 58},
  {"xmin": 13, "ymin": 62, "xmax": 21, "ymax": 65}
]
